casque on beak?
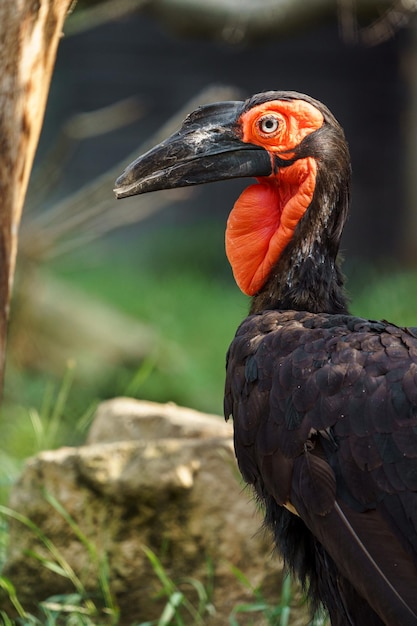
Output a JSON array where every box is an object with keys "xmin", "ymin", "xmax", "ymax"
[{"xmin": 114, "ymin": 100, "xmax": 272, "ymax": 199}]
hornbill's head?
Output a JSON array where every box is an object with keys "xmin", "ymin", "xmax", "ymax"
[{"xmin": 114, "ymin": 91, "xmax": 351, "ymax": 297}]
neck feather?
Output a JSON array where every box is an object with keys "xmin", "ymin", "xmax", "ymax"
[
  {"xmin": 249, "ymin": 246, "xmax": 348, "ymax": 315},
  {"xmin": 249, "ymin": 155, "xmax": 351, "ymax": 315}
]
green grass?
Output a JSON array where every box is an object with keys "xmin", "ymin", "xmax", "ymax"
[
  {"xmin": 0, "ymin": 495, "xmax": 322, "ymax": 625},
  {"xmin": 0, "ymin": 496, "xmax": 118, "ymax": 626},
  {"xmin": 42, "ymin": 225, "xmax": 248, "ymax": 416}
]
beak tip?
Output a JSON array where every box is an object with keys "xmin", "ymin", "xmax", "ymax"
[
  {"xmin": 113, "ymin": 184, "xmax": 135, "ymax": 199},
  {"xmin": 114, "ymin": 172, "xmax": 132, "ymax": 198}
]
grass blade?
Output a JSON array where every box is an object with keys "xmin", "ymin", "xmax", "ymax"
[{"xmin": 0, "ymin": 576, "xmax": 27, "ymax": 618}]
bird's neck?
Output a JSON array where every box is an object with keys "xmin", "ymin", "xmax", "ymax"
[
  {"xmin": 226, "ymin": 153, "xmax": 351, "ymax": 316},
  {"xmin": 249, "ymin": 241, "xmax": 349, "ymax": 315},
  {"xmin": 248, "ymin": 164, "xmax": 350, "ymax": 316},
  {"xmin": 225, "ymin": 159, "xmax": 317, "ymax": 298}
]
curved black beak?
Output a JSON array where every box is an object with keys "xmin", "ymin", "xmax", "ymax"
[{"xmin": 114, "ymin": 100, "xmax": 272, "ymax": 199}]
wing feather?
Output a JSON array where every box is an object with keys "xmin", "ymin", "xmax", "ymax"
[{"xmin": 226, "ymin": 309, "xmax": 417, "ymax": 623}]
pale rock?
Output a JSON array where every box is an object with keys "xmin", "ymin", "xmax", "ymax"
[{"xmin": 2, "ymin": 398, "xmax": 288, "ymax": 625}]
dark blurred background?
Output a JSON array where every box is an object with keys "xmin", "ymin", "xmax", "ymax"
[{"xmin": 36, "ymin": 2, "xmax": 408, "ymax": 257}]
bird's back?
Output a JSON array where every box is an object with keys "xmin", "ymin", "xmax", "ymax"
[{"xmin": 225, "ymin": 310, "xmax": 417, "ymax": 625}]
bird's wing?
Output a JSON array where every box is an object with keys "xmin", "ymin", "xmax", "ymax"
[{"xmin": 225, "ymin": 309, "xmax": 417, "ymax": 625}]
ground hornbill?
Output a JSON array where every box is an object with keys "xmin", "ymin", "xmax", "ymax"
[{"xmin": 114, "ymin": 91, "xmax": 417, "ymax": 625}]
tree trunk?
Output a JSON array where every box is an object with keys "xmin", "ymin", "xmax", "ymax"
[{"xmin": 0, "ymin": 0, "xmax": 72, "ymax": 390}]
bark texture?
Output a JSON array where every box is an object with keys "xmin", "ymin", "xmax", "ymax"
[{"xmin": 0, "ymin": 0, "xmax": 72, "ymax": 386}]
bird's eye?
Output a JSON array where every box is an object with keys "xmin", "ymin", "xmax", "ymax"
[{"xmin": 258, "ymin": 115, "xmax": 280, "ymax": 135}]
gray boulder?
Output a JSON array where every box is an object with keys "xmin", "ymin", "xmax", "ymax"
[{"xmin": 2, "ymin": 398, "xmax": 289, "ymax": 625}]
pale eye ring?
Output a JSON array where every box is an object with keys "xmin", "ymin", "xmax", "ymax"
[{"xmin": 258, "ymin": 115, "xmax": 280, "ymax": 135}]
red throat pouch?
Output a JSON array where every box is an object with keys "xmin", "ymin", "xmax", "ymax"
[{"xmin": 225, "ymin": 157, "xmax": 317, "ymax": 295}]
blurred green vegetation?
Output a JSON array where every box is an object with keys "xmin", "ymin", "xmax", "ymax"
[
  {"xmin": 48, "ymin": 223, "xmax": 247, "ymax": 414},
  {"xmin": 0, "ymin": 222, "xmax": 246, "ymax": 492},
  {"xmin": 1, "ymin": 220, "xmax": 417, "ymax": 485},
  {"xmin": 0, "ymin": 219, "xmax": 416, "ymax": 625}
]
